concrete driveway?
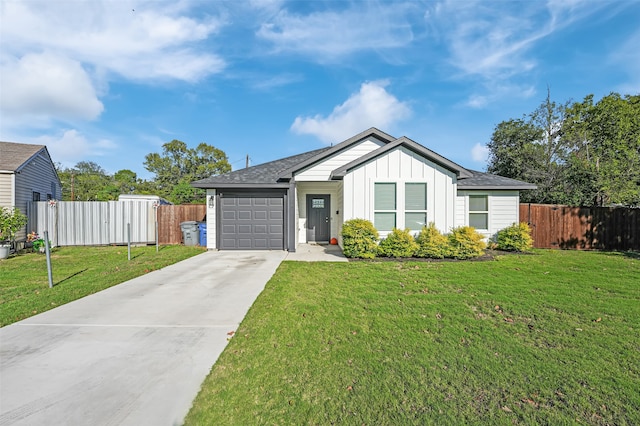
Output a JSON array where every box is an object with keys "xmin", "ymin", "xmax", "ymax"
[{"xmin": 0, "ymin": 250, "xmax": 287, "ymax": 426}]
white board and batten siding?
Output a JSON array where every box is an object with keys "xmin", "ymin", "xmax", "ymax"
[
  {"xmin": 455, "ymin": 191, "xmax": 520, "ymax": 238},
  {"xmin": 206, "ymin": 190, "xmax": 217, "ymax": 249},
  {"xmin": 294, "ymin": 137, "xmax": 386, "ymax": 181},
  {"xmin": 342, "ymin": 146, "xmax": 457, "ymax": 235}
]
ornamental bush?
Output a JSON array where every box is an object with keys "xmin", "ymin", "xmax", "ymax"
[
  {"xmin": 415, "ymin": 223, "xmax": 449, "ymax": 259},
  {"xmin": 341, "ymin": 219, "xmax": 379, "ymax": 259},
  {"xmin": 495, "ymin": 222, "xmax": 533, "ymax": 252},
  {"xmin": 377, "ymin": 228, "xmax": 418, "ymax": 258},
  {"xmin": 0, "ymin": 207, "xmax": 28, "ymax": 244},
  {"xmin": 447, "ymin": 226, "xmax": 486, "ymax": 259}
]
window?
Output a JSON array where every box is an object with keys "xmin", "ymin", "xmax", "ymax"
[
  {"xmin": 405, "ymin": 183, "xmax": 427, "ymax": 231},
  {"xmin": 374, "ymin": 183, "xmax": 396, "ymax": 231},
  {"xmin": 374, "ymin": 182, "xmax": 428, "ymax": 232},
  {"xmin": 32, "ymin": 191, "xmax": 41, "ymax": 201},
  {"xmin": 469, "ymin": 195, "xmax": 488, "ymax": 230}
]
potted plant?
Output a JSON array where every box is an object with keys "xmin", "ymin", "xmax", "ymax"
[{"xmin": 0, "ymin": 207, "xmax": 28, "ymax": 259}]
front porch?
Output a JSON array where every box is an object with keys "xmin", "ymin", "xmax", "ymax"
[{"xmin": 295, "ymin": 181, "xmax": 344, "ymax": 247}]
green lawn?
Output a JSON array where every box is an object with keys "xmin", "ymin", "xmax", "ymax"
[
  {"xmin": 186, "ymin": 250, "xmax": 640, "ymax": 425},
  {"xmin": 0, "ymin": 245, "xmax": 205, "ymax": 326}
]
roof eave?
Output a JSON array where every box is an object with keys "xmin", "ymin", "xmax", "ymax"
[
  {"xmin": 457, "ymin": 185, "xmax": 538, "ymax": 190},
  {"xmin": 191, "ymin": 182, "xmax": 291, "ymax": 189}
]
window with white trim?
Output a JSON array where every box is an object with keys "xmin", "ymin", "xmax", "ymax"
[
  {"xmin": 469, "ymin": 195, "xmax": 488, "ymax": 230},
  {"xmin": 404, "ymin": 183, "xmax": 427, "ymax": 231},
  {"xmin": 374, "ymin": 183, "xmax": 396, "ymax": 231},
  {"xmin": 374, "ymin": 182, "xmax": 428, "ymax": 232}
]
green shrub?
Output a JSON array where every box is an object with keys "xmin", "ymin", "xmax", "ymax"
[
  {"xmin": 415, "ymin": 223, "xmax": 449, "ymax": 258},
  {"xmin": 341, "ymin": 219, "xmax": 379, "ymax": 259},
  {"xmin": 447, "ymin": 226, "xmax": 486, "ymax": 259},
  {"xmin": 377, "ymin": 228, "xmax": 418, "ymax": 258},
  {"xmin": 495, "ymin": 222, "xmax": 533, "ymax": 252}
]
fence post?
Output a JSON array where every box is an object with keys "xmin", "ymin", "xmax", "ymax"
[
  {"xmin": 127, "ymin": 223, "xmax": 131, "ymax": 261},
  {"xmin": 44, "ymin": 230, "xmax": 53, "ymax": 288}
]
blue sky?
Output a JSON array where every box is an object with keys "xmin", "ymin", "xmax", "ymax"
[{"xmin": 1, "ymin": 0, "xmax": 639, "ymax": 180}]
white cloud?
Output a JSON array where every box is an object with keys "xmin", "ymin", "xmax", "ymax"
[
  {"xmin": 425, "ymin": 0, "xmax": 617, "ymax": 108},
  {"xmin": 0, "ymin": 0, "xmax": 225, "ymax": 127},
  {"xmin": 0, "ymin": 53, "xmax": 103, "ymax": 122},
  {"xmin": 471, "ymin": 142, "xmax": 489, "ymax": 163},
  {"xmin": 257, "ymin": 3, "xmax": 415, "ymax": 61},
  {"xmin": 291, "ymin": 81, "xmax": 411, "ymax": 144},
  {"xmin": 31, "ymin": 130, "xmax": 116, "ymax": 167},
  {"xmin": 464, "ymin": 83, "xmax": 536, "ymax": 109},
  {"xmin": 427, "ymin": 0, "xmax": 606, "ymax": 80}
]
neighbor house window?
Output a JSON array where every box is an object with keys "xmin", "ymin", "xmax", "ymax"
[
  {"xmin": 405, "ymin": 183, "xmax": 427, "ymax": 231},
  {"xmin": 32, "ymin": 191, "xmax": 41, "ymax": 201},
  {"xmin": 469, "ymin": 195, "xmax": 488, "ymax": 230},
  {"xmin": 374, "ymin": 183, "xmax": 396, "ymax": 231}
]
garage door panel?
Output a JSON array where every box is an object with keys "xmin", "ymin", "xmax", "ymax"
[
  {"xmin": 269, "ymin": 224, "xmax": 282, "ymax": 233},
  {"xmin": 222, "ymin": 211, "xmax": 236, "ymax": 220},
  {"xmin": 220, "ymin": 193, "xmax": 284, "ymax": 250},
  {"xmin": 270, "ymin": 211, "xmax": 283, "ymax": 220}
]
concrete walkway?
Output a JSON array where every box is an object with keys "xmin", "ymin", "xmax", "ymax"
[
  {"xmin": 0, "ymin": 250, "xmax": 287, "ymax": 426},
  {"xmin": 285, "ymin": 243, "xmax": 348, "ymax": 262}
]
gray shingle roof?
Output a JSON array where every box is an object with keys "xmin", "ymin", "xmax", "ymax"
[
  {"xmin": 458, "ymin": 170, "xmax": 537, "ymax": 190},
  {"xmin": 192, "ymin": 128, "xmax": 536, "ymax": 191},
  {"xmin": 192, "ymin": 147, "xmax": 331, "ymax": 188},
  {"xmin": 0, "ymin": 142, "xmax": 46, "ymax": 172}
]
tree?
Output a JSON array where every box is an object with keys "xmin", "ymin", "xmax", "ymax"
[
  {"xmin": 57, "ymin": 161, "xmax": 113, "ymax": 201},
  {"xmin": 487, "ymin": 91, "xmax": 571, "ymax": 203},
  {"xmin": 563, "ymin": 93, "xmax": 640, "ymax": 206},
  {"xmin": 487, "ymin": 91, "xmax": 640, "ymax": 206},
  {"xmin": 144, "ymin": 140, "xmax": 231, "ymax": 204}
]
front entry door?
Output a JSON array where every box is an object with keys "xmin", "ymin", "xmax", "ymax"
[{"xmin": 306, "ymin": 194, "xmax": 330, "ymax": 242}]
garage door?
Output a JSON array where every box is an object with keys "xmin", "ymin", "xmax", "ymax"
[{"xmin": 219, "ymin": 194, "xmax": 284, "ymax": 249}]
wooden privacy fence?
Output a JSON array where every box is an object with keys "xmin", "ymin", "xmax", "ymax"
[
  {"xmin": 520, "ymin": 203, "xmax": 639, "ymax": 251},
  {"xmin": 27, "ymin": 202, "xmax": 206, "ymax": 246},
  {"xmin": 157, "ymin": 204, "xmax": 206, "ymax": 244}
]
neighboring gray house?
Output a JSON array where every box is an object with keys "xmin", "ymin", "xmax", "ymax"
[
  {"xmin": 192, "ymin": 128, "xmax": 536, "ymax": 251},
  {"xmin": 0, "ymin": 141, "xmax": 62, "ymax": 241}
]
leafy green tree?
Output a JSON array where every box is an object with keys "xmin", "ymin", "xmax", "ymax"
[
  {"xmin": 487, "ymin": 91, "xmax": 640, "ymax": 206},
  {"xmin": 57, "ymin": 161, "xmax": 113, "ymax": 201},
  {"xmin": 113, "ymin": 169, "xmax": 138, "ymax": 195},
  {"xmin": 144, "ymin": 140, "xmax": 231, "ymax": 204},
  {"xmin": 563, "ymin": 93, "xmax": 640, "ymax": 206},
  {"xmin": 487, "ymin": 91, "xmax": 570, "ymax": 203}
]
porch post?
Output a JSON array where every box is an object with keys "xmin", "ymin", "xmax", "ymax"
[{"xmin": 287, "ymin": 182, "xmax": 296, "ymax": 252}]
